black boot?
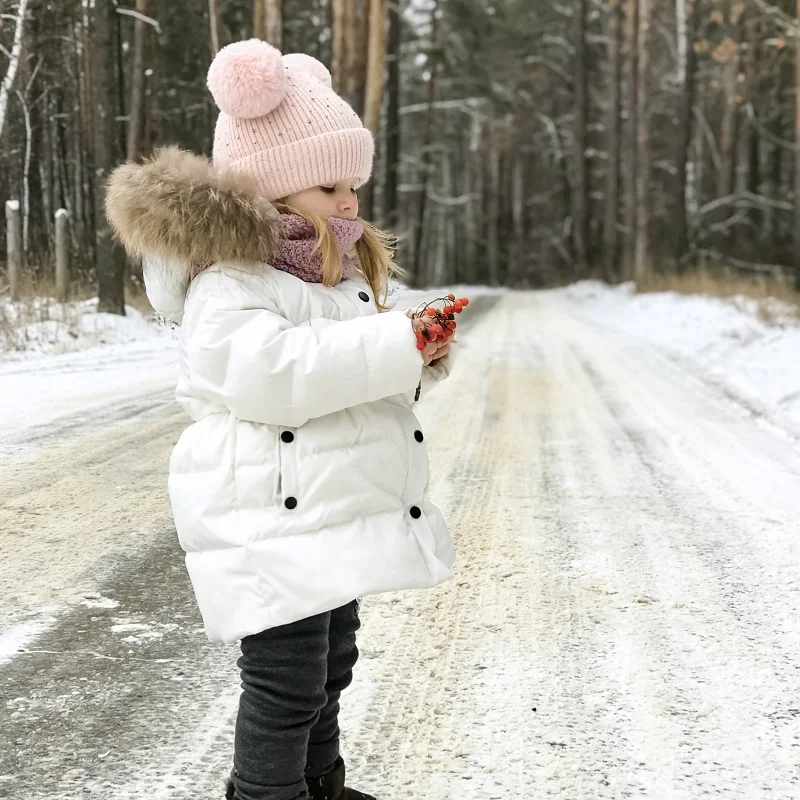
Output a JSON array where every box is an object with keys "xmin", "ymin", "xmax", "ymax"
[
  {"xmin": 225, "ymin": 759, "xmax": 375, "ymax": 800},
  {"xmin": 306, "ymin": 757, "xmax": 376, "ymax": 800}
]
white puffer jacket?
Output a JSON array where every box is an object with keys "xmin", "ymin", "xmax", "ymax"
[{"xmin": 107, "ymin": 148, "xmax": 455, "ymax": 643}]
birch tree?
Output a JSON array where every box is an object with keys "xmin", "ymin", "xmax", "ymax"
[{"xmin": 0, "ymin": 0, "xmax": 29, "ymax": 141}]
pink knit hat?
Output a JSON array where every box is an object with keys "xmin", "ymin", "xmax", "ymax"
[{"xmin": 207, "ymin": 40, "xmax": 374, "ymax": 201}]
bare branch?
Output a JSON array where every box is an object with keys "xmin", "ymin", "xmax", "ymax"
[
  {"xmin": 698, "ymin": 191, "xmax": 794, "ymax": 217},
  {"xmin": 744, "ymin": 102, "xmax": 797, "ymax": 150},
  {"xmin": 400, "ymin": 97, "xmax": 488, "ymax": 116},
  {"xmin": 751, "ymin": 0, "xmax": 798, "ymax": 32},
  {"xmin": 693, "ymin": 248, "xmax": 790, "ymax": 275},
  {"xmin": 116, "ymin": 7, "xmax": 162, "ymax": 34}
]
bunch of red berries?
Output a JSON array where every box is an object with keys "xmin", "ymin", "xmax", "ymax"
[{"xmin": 413, "ymin": 293, "xmax": 470, "ymax": 351}]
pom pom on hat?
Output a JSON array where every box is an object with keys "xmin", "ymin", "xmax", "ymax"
[
  {"xmin": 207, "ymin": 39, "xmax": 286, "ymax": 119},
  {"xmin": 283, "ymin": 53, "xmax": 332, "ymax": 87}
]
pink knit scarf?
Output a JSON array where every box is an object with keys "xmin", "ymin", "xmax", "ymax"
[{"xmin": 272, "ymin": 213, "xmax": 363, "ymax": 283}]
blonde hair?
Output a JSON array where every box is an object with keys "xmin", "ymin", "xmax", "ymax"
[{"xmin": 275, "ymin": 202, "xmax": 405, "ymax": 311}]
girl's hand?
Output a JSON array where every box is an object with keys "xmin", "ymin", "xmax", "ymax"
[
  {"xmin": 411, "ymin": 316, "xmax": 453, "ymax": 366},
  {"xmin": 429, "ymin": 341, "xmax": 450, "ymax": 363}
]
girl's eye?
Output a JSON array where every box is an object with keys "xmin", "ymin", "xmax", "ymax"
[
  {"xmin": 351, "ymin": 188, "xmax": 358, "ymax": 195},
  {"xmin": 320, "ymin": 186, "xmax": 336, "ymax": 194}
]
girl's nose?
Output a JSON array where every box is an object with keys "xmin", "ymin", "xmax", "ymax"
[{"xmin": 338, "ymin": 196, "xmax": 354, "ymax": 213}]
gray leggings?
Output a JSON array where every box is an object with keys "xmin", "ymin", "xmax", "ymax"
[{"xmin": 230, "ymin": 601, "xmax": 361, "ymax": 800}]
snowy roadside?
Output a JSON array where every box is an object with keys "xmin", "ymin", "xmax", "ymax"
[
  {"xmin": 0, "ymin": 298, "xmax": 178, "ymax": 447},
  {"xmin": 0, "ymin": 296, "xmax": 173, "ymax": 360},
  {"xmin": 553, "ymin": 281, "xmax": 800, "ymax": 437}
]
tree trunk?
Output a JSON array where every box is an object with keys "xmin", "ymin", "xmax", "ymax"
[
  {"xmin": 351, "ymin": 0, "xmax": 369, "ymax": 118},
  {"xmin": 332, "ymin": 0, "xmax": 347, "ymax": 92},
  {"xmin": 383, "ymin": 0, "xmax": 401, "ymax": 228},
  {"xmin": 633, "ymin": 0, "xmax": 650, "ymax": 282},
  {"xmin": 333, "ymin": 0, "xmax": 365, "ymax": 116},
  {"xmin": 363, "ymin": 0, "xmax": 386, "ymax": 136},
  {"xmin": 0, "ymin": 0, "xmax": 30, "ymax": 141},
  {"xmin": 674, "ymin": 0, "xmax": 697, "ymax": 271},
  {"xmin": 126, "ymin": 0, "xmax": 148, "ymax": 162},
  {"xmin": 764, "ymin": 54, "xmax": 785, "ymax": 256},
  {"xmin": 794, "ymin": 0, "xmax": 800, "ymax": 287},
  {"xmin": 735, "ymin": 14, "xmax": 760, "ymax": 258},
  {"xmin": 209, "ymin": 0, "xmax": 220, "ymax": 56},
  {"xmin": 464, "ymin": 116, "xmax": 480, "ymax": 284},
  {"xmin": 253, "ymin": 0, "xmax": 282, "ymax": 47},
  {"xmin": 603, "ymin": 0, "xmax": 622, "ymax": 279},
  {"xmin": 93, "ymin": 0, "xmax": 126, "ymax": 315},
  {"xmin": 473, "ymin": 122, "xmax": 486, "ymax": 284},
  {"xmin": 622, "ymin": 0, "xmax": 639, "ymax": 280},
  {"xmin": 142, "ymin": 0, "xmax": 159, "ymax": 154},
  {"xmin": 18, "ymin": 90, "xmax": 32, "ymax": 256},
  {"xmin": 359, "ymin": 0, "xmax": 387, "ymax": 221},
  {"xmin": 572, "ymin": 0, "xmax": 590, "ymax": 274},
  {"xmin": 487, "ymin": 146, "xmax": 500, "ymax": 286},
  {"xmin": 511, "ymin": 152, "xmax": 525, "ymax": 286},
  {"xmin": 718, "ymin": 37, "xmax": 740, "ymax": 202},
  {"xmin": 412, "ymin": 0, "xmax": 440, "ymax": 285}
]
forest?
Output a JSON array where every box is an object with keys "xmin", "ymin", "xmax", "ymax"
[{"xmin": 1, "ymin": 0, "xmax": 799, "ymax": 313}]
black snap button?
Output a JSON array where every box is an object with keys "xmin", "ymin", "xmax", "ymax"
[
  {"xmin": 285, "ymin": 497, "xmax": 298, "ymax": 510},
  {"xmin": 358, "ymin": 291, "xmax": 370, "ymax": 302},
  {"xmin": 281, "ymin": 431, "xmax": 294, "ymax": 443},
  {"xmin": 410, "ymin": 506, "xmax": 421, "ymax": 519},
  {"xmin": 414, "ymin": 430, "xmax": 424, "ymax": 442}
]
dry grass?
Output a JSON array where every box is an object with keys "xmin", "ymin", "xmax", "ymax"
[{"xmin": 635, "ymin": 268, "xmax": 799, "ymax": 325}]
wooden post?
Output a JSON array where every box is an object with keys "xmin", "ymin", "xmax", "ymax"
[
  {"xmin": 6, "ymin": 200, "xmax": 21, "ymax": 301},
  {"xmin": 55, "ymin": 209, "xmax": 70, "ymax": 302}
]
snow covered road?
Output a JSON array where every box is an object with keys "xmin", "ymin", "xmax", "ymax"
[{"xmin": 1, "ymin": 291, "xmax": 799, "ymax": 799}]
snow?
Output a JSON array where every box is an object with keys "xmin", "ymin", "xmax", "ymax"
[
  {"xmin": 1, "ymin": 283, "xmax": 799, "ymax": 797},
  {"xmin": 0, "ymin": 618, "xmax": 56, "ymax": 666},
  {"xmin": 0, "ymin": 296, "xmax": 172, "ymax": 360},
  {"xmin": 552, "ymin": 281, "xmax": 800, "ymax": 436}
]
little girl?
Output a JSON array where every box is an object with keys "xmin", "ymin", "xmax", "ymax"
[{"xmin": 107, "ymin": 39, "xmax": 455, "ymax": 800}]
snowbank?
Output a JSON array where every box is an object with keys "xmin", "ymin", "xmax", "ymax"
[
  {"xmin": 0, "ymin": 296, "xmax": 171, "ymax": 360},
  {"xmin": 555, "ymin": 281, "xmax": 800, "ymax": 435}
]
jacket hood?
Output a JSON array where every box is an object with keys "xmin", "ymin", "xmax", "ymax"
[{"xmin": 106, "ymin": 146, "xmax": 281, "ymax": 323}]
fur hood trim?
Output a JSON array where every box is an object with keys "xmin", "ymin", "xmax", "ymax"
[{"xmin": 106, "ymin": 147, "xmax": 281, "ymax": 322}]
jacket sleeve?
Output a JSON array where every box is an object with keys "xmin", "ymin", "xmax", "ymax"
[
  {"xmin": 185, "ymin": 294, "xmax": 425, "ymax": 427},
  {"xmin": 405, "ymin": 343, "xmax": 457, "ymax": 404}
]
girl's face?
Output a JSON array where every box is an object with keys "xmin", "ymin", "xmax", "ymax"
[{"xmin": 284, "ymin": 180, "xmax": 359, "ymax": 220}]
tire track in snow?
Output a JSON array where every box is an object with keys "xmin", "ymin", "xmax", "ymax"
[{"xmin": 3, "ymin": 291, "xmax": 799, "ymax": 798}]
